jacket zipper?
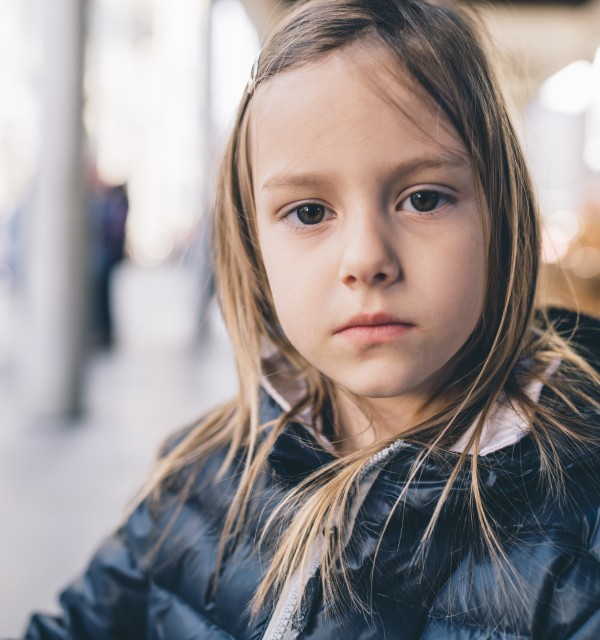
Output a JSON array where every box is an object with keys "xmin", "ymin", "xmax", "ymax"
[{"xmin": 263, "ymin": 440, "xmax": 409, "ymax": 640}]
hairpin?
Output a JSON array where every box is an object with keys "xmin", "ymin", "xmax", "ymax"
[{"xmin": 247, "ymin": 52, "xmax": 261, "ymax": 95}]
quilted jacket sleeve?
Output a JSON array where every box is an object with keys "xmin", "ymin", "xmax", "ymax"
[{"xmin": 22, "ymin": 502, "xmax": 151, "ymax": 640}]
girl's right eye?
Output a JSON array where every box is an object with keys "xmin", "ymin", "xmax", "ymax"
[{"xmin": 284, "ymin": 203, "xmax": 332, "ymax": 226}]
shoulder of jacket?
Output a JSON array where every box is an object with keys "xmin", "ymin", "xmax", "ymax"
[{"xmin": 543, "ymin": 307, "xmax": 600, "ymax": 371}]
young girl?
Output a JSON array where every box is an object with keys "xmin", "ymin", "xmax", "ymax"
[{"xmin": 22, "ymin": 0, "xmax": 600, "ymax": 638}]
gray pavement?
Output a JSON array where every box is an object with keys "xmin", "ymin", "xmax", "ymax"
[{"xmin": 0, "ymin": 263, "xmax": 237, "ymax": 637}]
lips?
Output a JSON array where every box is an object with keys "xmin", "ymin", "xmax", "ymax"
[
  {"xmin": 334, "ymin": 313, "xmax": 415, "ymax": 344},
  {"xmin": 334, "ymin": 312, "xmax": 414, "ymax": 333}
]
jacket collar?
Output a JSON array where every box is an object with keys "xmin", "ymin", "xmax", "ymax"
[
  {"xmin": 261, "ymin": 354, "xmax": 559, "ymax": 480},
  {"xmin": 260, "ymin": 388, "xmax": 336, "ymax": 481}
]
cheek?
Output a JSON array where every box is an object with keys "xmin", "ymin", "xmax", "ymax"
[
  {"xmin": 259, "ymin": 236, "xmax": 310, "ymax": 328},
  {"xmin": 446, "ymin": 243, "xmax": 484, "ymax": 296},
  {"xmin": 451, "ymin": 241, "xmax": 485, "ymax": 324},
  {"xmin": 259, "ymin": 235, "xmax": 337, "ymax": 353},
  {"xmin": 268, "ymin": 271, "xmax": 318, "ymax": 329},
  {"xmin": 419, "ymin": 227, "xmax": 486, "ymax": 330}
]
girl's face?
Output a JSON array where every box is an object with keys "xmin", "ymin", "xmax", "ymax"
[{"xmin": 252, "ymin": 42, "xmax": 486, "ymax": 416}]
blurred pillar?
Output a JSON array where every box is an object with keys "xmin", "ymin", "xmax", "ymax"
[
  {"xmin": 20, "ymin": 0, "xmax": 87, "ymax": 418},
  {"xmin": 197, "ymin": 0, "xmax": 214, "ymax": 326}
]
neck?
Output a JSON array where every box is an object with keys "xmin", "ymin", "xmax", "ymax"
[{"xmin": 333, "ymin": 388, "xmax": 443, "ymax": 455}]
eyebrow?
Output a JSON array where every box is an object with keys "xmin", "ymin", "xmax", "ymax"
[
  {"xmin": 260, "ymin": 155, "xmax": 470, "ymax": 192},
  {"xmin": 261, "ymin": 173, "xmax": 331, "ymax": 191}
]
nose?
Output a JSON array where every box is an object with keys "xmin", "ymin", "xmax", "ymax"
[{"xmin": 338, "ymin": 211, "xmax": 402, "ymax": 287}]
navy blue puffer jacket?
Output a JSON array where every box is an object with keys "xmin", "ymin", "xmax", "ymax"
[{"xmin": 19, "ymin": 312, "xmax": 600, "ymax": 640}]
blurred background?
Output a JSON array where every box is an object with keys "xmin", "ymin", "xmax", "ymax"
[{"xmin": 1, "ymin": 0, "xmax": 600, "ymax": 635}]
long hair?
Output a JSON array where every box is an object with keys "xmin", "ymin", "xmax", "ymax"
[{"xmin": 140, "ymin": 0, "xmax": 600, "ymax": 622}]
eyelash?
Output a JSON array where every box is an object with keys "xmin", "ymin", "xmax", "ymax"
[{"xmin": 281, "ymin": 189, "xmax": 455, "ymax": 228}]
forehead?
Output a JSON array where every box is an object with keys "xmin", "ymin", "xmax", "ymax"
[{"xmin": 250, "ymin": 41, "xmax": 469, "ymax": 193}]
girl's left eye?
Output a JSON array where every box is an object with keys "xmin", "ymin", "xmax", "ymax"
[{"xmin": 398, "ymin": 190, "xmax": 452, "ymax": 214}]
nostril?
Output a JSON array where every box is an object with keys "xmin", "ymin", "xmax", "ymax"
[{"xmin": 374, "ymin": 272, "xmax": 387, "ymax": 283}]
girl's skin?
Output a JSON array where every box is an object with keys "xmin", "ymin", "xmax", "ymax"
[{"xmin": 253, "ymin": 41, "xmax": 487, "ymax": 452}]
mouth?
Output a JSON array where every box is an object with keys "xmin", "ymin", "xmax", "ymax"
[{"xmin": 334, "ymin": 313, "xmax": 415, "ymax": 344}]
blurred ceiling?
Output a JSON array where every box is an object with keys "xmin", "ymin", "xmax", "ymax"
[
  {"xmin": 483, "ymin": 0, "xmax": 591, "ymax": 5},
  {"xmin": 479, "ymin": 0, "xmax": 600, "ymax": 107}
]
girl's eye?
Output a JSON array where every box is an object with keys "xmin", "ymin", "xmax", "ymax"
[
  {"xmin": 399, "ymin": 190, "xmax": 451, "ymax": 213},
  {"xmin": 285, "ymin": 203, "xmax": 330, "ymax": 226}
]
